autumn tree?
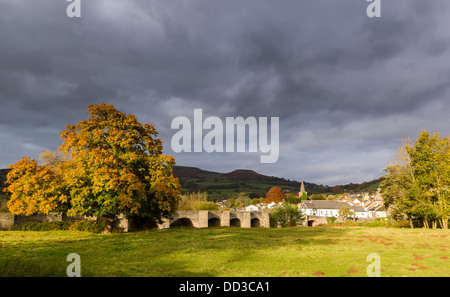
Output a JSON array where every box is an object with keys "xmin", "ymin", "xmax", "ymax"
[
  {"xmin": 264, "ymin": 186, "xmax": 286, "ymax": 204},
  {"xmin": 224, "ymin": 198, "xmax": 236, "ymax": 209},
  {"xmin": 4, "ymin": 157, "xmax": 67, "ymax": 216},
  {"xmin": 59, "ymin": 103, "xmax": 180, "ymax": 229},
  {"xmin": 380, "ymin": 130, "xmax": 450, "ymax": 229},
  {"xmin": 250, "ymin": 197, "xmax": 264, "ymax": 206},
  {"xmin": 407, "ymin": 131, "xmax": 450, "ymax": 228},
  {"xmin": 234, "ymin": 192, "xmax": 251, "ymax": 207},
  {"xmin": 178, "ymin": 191, "xmax": 212, "ymax": 210}
]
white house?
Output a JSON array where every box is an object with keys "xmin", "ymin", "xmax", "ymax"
[
  {"xmin": 300, "ymin": 200, "xmax": 351, "ymax": 217},
  {"xmin": 300, "ymin": 200, "xmax": 372, "ymax": 218},
  {"xmin": 352, "ymin": 206, "xmax": 370, "ymax": 218},
  {"xmin": 244, "ymin": 204, "xmax": 260, "ymax": 212},
  {"xmin": 350, "ymin": 198, "xmax": 362, "ymax": 207},
  {"xmin": 264, "ymin": 202, "xmax": 281, "ymax": 210}
]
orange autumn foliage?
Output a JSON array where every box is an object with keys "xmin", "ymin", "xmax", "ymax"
[
  {"xmin": 59, "ymin": 103, "xmax": 180, "ymax": 221},
  {"xmin": 4, "ymin": 157, "xmax": 67, "ymax": 216},
  {"xmin": 4, "ymin": 103, "xmax": 180, "ymax": 224},
  {"xmin": 264, "ymin": 186, "xmax": 286, "ymax": 204}
]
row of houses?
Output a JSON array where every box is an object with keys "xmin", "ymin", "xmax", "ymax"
[
  {"xmin": 236, "ymin": 199, "xmax": 387, "ymax": 219},
  {"xmin": 300, "ymin": 200, "xmax": 386, "ymax": 219}
]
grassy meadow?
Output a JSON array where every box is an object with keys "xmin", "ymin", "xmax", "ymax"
[{"xmin": 0, "ymin": 226, "xmax": 449, "ymax": 277}]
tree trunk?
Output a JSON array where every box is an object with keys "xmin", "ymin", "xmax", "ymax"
[
  {"xmin": 409, "ymin": 218, "xmax": 414, "ymax": 229},
  {"xmin": 441, "ymin": 218, "xmax": 448, "ymax": 229},
  {"xmin": 99, "ymin": 215, "xmax": 119, "ymax": 234},
  {"xmin": 432, "ymin": 220, "xmax": 437, "ymax": 229}
]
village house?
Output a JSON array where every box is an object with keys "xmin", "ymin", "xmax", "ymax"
[
  {"xmin": 350, "ymin": 198, "xmax": 362, "ymax": 207},
  {"xmin": 352, "ymin": 206, "xmax": 370, "ymax": 218},
  {"xmin": 243, "ymin": 204, "xmax": 260, "ymax": 212},
  {"xmin": 299, "ymin": 197, "xmax": 388, "ymax": 220},
  {"xmin": 300, "ymin": 200, "xmax": 352, "ymax": 217},
  {"xmin": 364, "ymin": 200, "xmax": 387, "ymax": 218},
  {"xmin": 262, "ymin": 202, "xmax": 281, "ymax": 210}
]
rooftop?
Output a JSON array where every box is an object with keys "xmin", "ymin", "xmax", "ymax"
[{"xmin": 301, "ymin": 200, "xmax": 352, "ymax": 210}]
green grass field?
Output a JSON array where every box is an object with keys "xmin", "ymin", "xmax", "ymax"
[{"xmin": 0, "ymin": 226, "xmax": 448, "ymax": 277}]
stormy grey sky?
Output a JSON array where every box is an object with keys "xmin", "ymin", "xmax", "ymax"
[{"xmin": 1, "ymin": 0, "xmax": 450, "ymax": 185}]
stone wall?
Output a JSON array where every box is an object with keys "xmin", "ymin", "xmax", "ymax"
[
  {"xmin": 14, "ymin": 213, "xmax": 63, "ymax": 225},
  {"xmin": 304, "ymin": 215, "xmax": 329, "ymax": 226},
  {"xmin": 0, "ymin": 213, "xmax": 14, "ymax": 230},
  {"xmin": 0, "ymin": 212, "xmax": 128, "ymax": 232}
]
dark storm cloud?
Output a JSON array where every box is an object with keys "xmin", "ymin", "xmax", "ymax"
[{"xmin": 1, "ymin": 0, "xmax": 450, "ymax": 185}]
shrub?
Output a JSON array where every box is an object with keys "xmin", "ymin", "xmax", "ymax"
[
  {"xmin": 68, "ymin": 220, "xmax": 109, "ymax": 233},
  {"xmin": 365, "ymin": 220, "xmax": 386, "ymax": 227},
  {"xmin": 195, "ymin": 201, "xmax": 219, "ymax": 210},
  {"xmin": 326, "ymin": 217, "xmax": 337, "ymax": 224},
  {"xmin": 343, "ymin": 219, "xmax": 356, "ymax": 226},
  {"xmin": 269, "ymin": 213, "xmax": 278, "ymax": 228},
  {"xmin": 270, "ymin": 202, "xmax": 304, "ymax": 227},
  {"xmin": 389, "ymin": 220, "xmax": 411, "ymax": 228}
]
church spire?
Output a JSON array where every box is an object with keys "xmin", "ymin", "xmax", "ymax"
[{"xmin": 299, "ymin": 180, "xmax": 307, "ymax": 198}]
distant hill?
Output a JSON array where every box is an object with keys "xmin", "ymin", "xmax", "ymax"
[
  {"xmin": 172, "ymin": 166, "xmax": 382, "ymax": 200},
  {"xmin": 0, "ymin": 166, "xmax": 382, "ymax": 201},
  {"xmin": 221, "ymin": 169, "xmax": 266, "ymax": 179}
]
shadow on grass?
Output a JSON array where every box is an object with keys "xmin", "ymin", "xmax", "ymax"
[
  {"xmin": 0, "ymin": 258, "xmax": 67, "ymax": 277},
  {"xmin": 0, "ymin": 226, "xmax": 352, "ymax": 277}
]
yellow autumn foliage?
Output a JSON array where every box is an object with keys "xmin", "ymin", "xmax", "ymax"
[
  {"xmin": 4, "ymin": 103, "xmax": 180, "ymax": 224},
  {"xmin": 4, "ymin": 157, "xmax": 66, "ymax": 216}
]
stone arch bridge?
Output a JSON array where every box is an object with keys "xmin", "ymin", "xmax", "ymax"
[{"xmin": 157, "ymin": 210, "xmax": 270, "ymax": 229}]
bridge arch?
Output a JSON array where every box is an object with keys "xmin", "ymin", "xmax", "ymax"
[
  {"xmin": 208, "ymin": 217, "xmax": 221, "ymax": 227},
  {"xmin": 230, "ymin": 218, "xmax": 241, "ymax": 227},
  {"xmin": 157, "ymin": 210, "xmax": 269, "ymax": 229},
  {"xmin": 170, "ymin": 218, "xmax": 194, "ymax": 228},
  {"xmin": 251, "ymin": 218, "xmax": 260, "ymax": 228}
]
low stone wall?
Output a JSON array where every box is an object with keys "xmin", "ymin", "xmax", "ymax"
[
  {"xmin": 14, "ymin": 213, "xmax": 63, "ymax": 225},
  {"xmin": 0, "ymin": 212, "xmax": 128, "ymax": 232},
  {"xmin": 303, "ymin": 215, "xmax": 328, "ymax": 226},
  {"xmin": 0, "ymin": 213, "xmax": 14, "ymax": 230}
]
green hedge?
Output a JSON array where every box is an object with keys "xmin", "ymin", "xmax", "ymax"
[
  {"xmin": 10, "ymin": 220, "xmax": 108, "ymax": 233},
  {"xmin": 10, "ymin": 221, "xmax": 72, "ymax": 231}
]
